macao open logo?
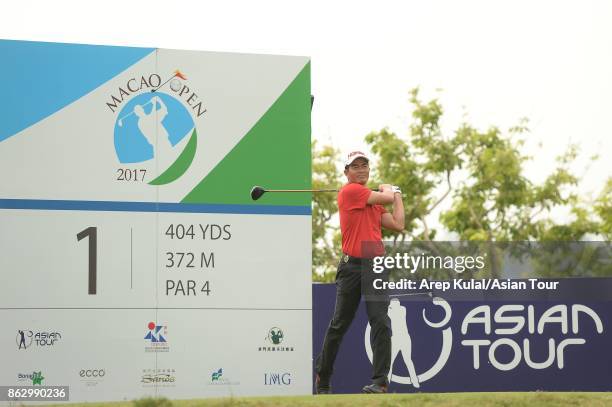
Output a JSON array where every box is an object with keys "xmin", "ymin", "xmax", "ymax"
[
  {"xmin": 107, "ymin": 71, "xmax": 206, "ymax": 185},
  {"xmin": 365, "ymin": 297, "xmax": 452, "ymax": 388}
]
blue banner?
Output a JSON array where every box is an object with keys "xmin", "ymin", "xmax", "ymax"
[{"xmin": 313, "ymin": 280, "xmax": 612, "ymax": 393}]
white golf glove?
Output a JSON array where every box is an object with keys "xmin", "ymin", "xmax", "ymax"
[{"xmin": 392, "ymin": 185, "xmax": 402, "ymax": 194}]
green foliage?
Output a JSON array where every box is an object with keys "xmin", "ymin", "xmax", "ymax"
[
  {"xmin": 530, "ymin": 242, "xmax": 611, "ymax": 278},
  {"xmin": 594, "ymin": 177, "xmax": 612, "ymax": 241},
  {"xmin": 312, "ymin": 141, "xmax": 341, "ymax": 281},
  {"xmin": 312, "ymin": 88, "xmax": 610, "ymax": 279}
]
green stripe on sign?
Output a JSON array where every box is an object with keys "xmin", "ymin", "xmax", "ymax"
[
  {"xmin": 182, "ymin": 62, "xmax": 311, "ymax": 206},
  {"xmin": 149, "ymin": 129, "xmax": 197, "ymax": 185}
]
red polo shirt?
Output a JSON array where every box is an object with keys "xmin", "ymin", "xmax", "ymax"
[{"xmin": 338, "ymin": 183, "xmax": 387, "ymax": 258}]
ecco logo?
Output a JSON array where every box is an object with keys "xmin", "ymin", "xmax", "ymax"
[{"xmin": 80, "ymin": 369, "xmax": 105, "ymax": 378}]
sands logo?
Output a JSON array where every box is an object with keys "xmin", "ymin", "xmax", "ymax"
[
  {"xmin": 107, "ymin": 70, "xmax": 207, "ymax": 185},
  {"xmin": 141, "ymin": 368, "xmax": 176, "ymax": 387}
]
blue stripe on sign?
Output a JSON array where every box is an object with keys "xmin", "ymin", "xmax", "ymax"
[
  {"xmin": 0, "ymin": 199, "xmax": 311, "ymax": 215},
  {"xmin": 0, "ymin": 40, "xmax": 156, "ymax": 142}
]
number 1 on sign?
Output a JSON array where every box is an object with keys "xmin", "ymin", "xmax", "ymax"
[{"xmin": 77, "ymin": 227, "xmax": 97, "ymax": 295}]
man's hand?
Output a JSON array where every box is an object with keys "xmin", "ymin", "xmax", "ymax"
[
  {"xmin": 367, "ymin": 184, "xmax": 394, "ymax": 205},
  {"xmin": 381, "ymin": 185, "xmax": 405, "ymax": 232}
]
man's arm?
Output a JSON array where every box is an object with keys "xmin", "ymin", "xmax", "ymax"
[
  {"xmin": 381, "ymin": 192, "xmax": 405, "ymax": 232},
  {"xmin": 367, "ymin": 184, "xmax": 394, "ymax": 205}
]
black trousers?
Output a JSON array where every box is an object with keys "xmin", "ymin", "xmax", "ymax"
[{"xmin": 315, "ymin": 256, "xmax": 391, "ymax": 386}]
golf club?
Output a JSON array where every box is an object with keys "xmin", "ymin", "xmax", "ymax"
[
  {"xmin": 117, "ymin": 97, "xmax": 159, "ymax": 127},
  {"xmin": 250, "ymin": 185, "xmax": 378, "ymax": 201}
]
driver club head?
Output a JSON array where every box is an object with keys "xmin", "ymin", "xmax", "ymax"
[{"xmin": 250, "ymin": 186, "xmax": 266, "ymax": 201}]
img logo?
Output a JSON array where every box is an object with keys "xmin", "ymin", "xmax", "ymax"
[
  {"xmin": 108, "ymin": 70, "xmax": 206, "ymax": 185},
  {"xmin": 264, "ymin": 372, "xmax": 292, "ymax": 385}
]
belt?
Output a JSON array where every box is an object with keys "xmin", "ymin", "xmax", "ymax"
[{"xmin": 341, "ymin": 254, "xmax": 374, "ymax": 265}]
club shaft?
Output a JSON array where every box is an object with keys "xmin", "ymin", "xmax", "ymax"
[
  {"xmin": 264, "ymin": 189, "xmax": 339, "ymax": 193},
  {"xmin": 391, "ymin": 292, "xmax": 433, "ymax": 297},
  {"xmin": 263, "ymin": 188, "xmax": 378, "ymax": 193}
]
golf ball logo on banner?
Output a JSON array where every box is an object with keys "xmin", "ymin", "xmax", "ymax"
[
  {"xmin": 364, "ymin": 299, "xmax": 604, "ymax": 388},
  {"xmin": 108, "ymin": 70, "xmax": 206, "ymax": 185}
]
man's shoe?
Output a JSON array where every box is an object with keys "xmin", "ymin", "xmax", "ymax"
[
  {"xmin": 361, "ymin": 383, "xmax": 388, "ymax": 394},
  {"xmin": 315, "ymin": 374, "xmax": 331, "ymax": 394}
]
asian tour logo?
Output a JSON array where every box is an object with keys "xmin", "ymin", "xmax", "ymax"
[
  {"xmin": 364, "ymin": 298, "xmax": 604, "ymax": 388},
  {"xmin": 107, "ymin": 70, "xmax": 206, "ymax": 185},
  {"xmin": 16, "ymin": 330, "xmax": 61, "ymax": 349}
]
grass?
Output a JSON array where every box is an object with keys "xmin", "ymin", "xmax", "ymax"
[{"xmin": 46, "ymin": 392, "xmax": 612, "ymax": 407}]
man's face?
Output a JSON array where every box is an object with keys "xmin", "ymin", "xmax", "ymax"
[{"xmin": 345, "ymin": 157, "xmax": 370, "ymax": 185}]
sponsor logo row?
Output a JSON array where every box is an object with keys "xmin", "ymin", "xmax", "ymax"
[
  {"xmin": 15, "ymin": 369, "xmax": 293, "ymax": 388},
  {"xmin": 16, "ymin": 324, "xmax": 294, "ymax": 353}
]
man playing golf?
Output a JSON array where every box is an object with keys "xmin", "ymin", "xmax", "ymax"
[{"xmin": 315, "ymin": 151, "xmax": 405, "ymax": 394}]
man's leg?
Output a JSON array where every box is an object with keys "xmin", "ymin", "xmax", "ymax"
[
  {"xmin": 364, "ymin": 271, "xmax": 391, "ymax": 387},
  {"xmin": 315, "ymin": 261, "xmax": 361, "ymax": 388}
]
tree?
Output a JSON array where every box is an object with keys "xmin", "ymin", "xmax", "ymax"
[
  {"xmin": 312, "ymin": 88, "xmax": 609, "ymax": 280},
  {"xmin": 594, "ymin": 177, "xmax": 612, "ymax": 241},
  {"xmin": 312, "ymin": 140, "xmax": 341, "ymax": 281}
]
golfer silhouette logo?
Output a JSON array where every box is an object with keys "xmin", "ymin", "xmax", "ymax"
[
  {"xmin": 364, "ymin": 297, "xmax": 453, "ymax": 387},
  {"xmin": 267, "ymin": 327, "xmax": 284, "ymax": 345},
  {"xmin": 132, "ymin": 96, "xmax": 169, "ymax": 147},
  {"xmin": 113, "ymin": 90, "xmax": 197, "ymax": 185},
  {"xmin": 16, "ymin": 330, "xmax": 33, "ymax": 349}
]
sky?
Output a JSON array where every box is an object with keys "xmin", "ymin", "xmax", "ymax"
[{"xmin": 2, "ymin": 0, "xmax": 610, "ymax": 208}]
